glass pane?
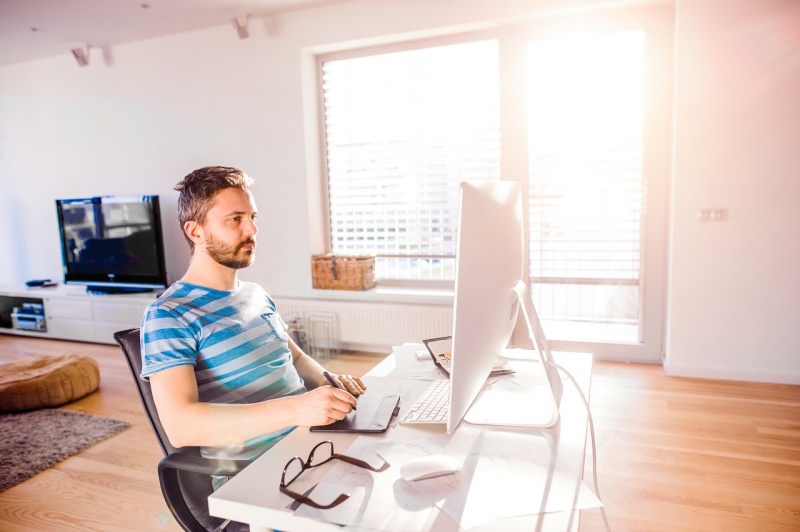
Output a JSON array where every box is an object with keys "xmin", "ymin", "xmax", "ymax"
[
  {"xmin": 527, "ymin": 30, "xmax": 646, "ymax": 343},
  {"xmin": 322, "ymin": 40, "xmax": 501, "ymax": 281}
]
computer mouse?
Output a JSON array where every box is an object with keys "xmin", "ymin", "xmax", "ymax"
[{"xmin": 399, "ymin": 454, "xmax": 461, "ymax": 481}]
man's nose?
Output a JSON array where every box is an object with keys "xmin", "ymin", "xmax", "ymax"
[{"xmin": 244, "ymin": 217, "xmax": 258, "ymax": 236}]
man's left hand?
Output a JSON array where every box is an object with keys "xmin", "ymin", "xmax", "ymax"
[{"xmin": 329, "ymin": 373, "xmax": 366, "ymax": 397}]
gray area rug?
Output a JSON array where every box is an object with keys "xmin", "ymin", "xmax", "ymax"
[{"xmin": 0, "ymin": 408, "xmax": 130, "ymax": 491}]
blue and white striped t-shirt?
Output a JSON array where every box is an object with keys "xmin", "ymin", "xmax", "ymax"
[{"xmin": 140, "ymin": 280, "xmax": 306, "ymax": 459}]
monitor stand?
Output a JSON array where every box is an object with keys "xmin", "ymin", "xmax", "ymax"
[{"xmin": 463, "ymin": 281, "xmax": 561, "ymax": 428}]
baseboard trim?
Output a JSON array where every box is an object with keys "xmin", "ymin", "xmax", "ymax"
[{"xmin": 663, "ymin": 363, "xmax": 800, "ymax": 385}]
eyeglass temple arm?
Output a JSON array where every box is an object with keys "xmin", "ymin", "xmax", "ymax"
[
  {"xmin": 280, "ymin": 485, "xmax": 350, "ymax": 510},
  {"xmin": 334, "ymin": 453, "xmax": 390, "ymax": 472}
]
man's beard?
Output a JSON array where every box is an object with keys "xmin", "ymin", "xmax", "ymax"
[{"xmin": 205, "ymin": 234, "xmax": 256, "ymax": 269}]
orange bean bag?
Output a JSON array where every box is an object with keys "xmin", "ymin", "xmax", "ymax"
[{"xmin": 0, "ymin": 354, "xmax": 100, "ymax": 412}]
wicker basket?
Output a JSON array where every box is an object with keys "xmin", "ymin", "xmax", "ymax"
[{"xmin": 311, "ymin": 254, "xmax": 376, "ymax": 291}]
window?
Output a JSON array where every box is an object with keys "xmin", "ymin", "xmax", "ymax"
[
  {"xmin": 527, "ymin": 30, "xmax": 647, "ymax": 343},
  {"xmin": 318, "ymin": 7, "xmax": 671, "ymax": 359},
  {"xmin": 320, "ymin": 40, "xmax": 500, "ymax": 282}
]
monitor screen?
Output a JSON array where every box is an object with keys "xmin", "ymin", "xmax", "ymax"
[
  {"xmin": 447, "ymin": 181, "xmax": 525, "ymax": 433},
  {"xmin": 55, "ymin": 195, "xmax": 168, "ymax": 293}
]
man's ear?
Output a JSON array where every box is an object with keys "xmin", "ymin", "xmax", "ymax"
[{"xmin": 184, "ymin": 220, "xmax": 204, "ymax": 247}]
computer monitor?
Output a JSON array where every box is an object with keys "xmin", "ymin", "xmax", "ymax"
[
  {"xmin": 447, "ymin": 181, "xmax": 559, "ymax": 433},
  {"xmin": 447, "ymin": 180, "xmax": 523, "ymax": 433}
]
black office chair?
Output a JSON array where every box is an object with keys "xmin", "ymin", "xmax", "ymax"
[{"xmin": 114, "ymin": 328, "xmax": 250, "ymax": 532}]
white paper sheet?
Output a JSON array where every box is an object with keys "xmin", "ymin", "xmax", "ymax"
[
  {"xmin": 293, "ymin": 431, "xmax": 602, "ymax": 530},
  {"xmin": 292, "ymin": 437, "xmax": 438, "ymax": 531}
]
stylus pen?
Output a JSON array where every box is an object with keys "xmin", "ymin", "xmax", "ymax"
[{"xmin": 322, "ymin": 371, "xmax": 357, "ymax": 410}]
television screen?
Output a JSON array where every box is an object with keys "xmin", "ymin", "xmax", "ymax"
[{"xmin": 55, "ymin": 195, "xmax": 168, "ymax": 293}]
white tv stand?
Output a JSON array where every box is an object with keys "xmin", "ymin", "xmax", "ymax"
[{"xmin": 0, "ymin": 284, "xmax": 158, "ymax": 345}]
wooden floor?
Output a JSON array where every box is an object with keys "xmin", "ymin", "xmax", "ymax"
[{"xmin": 0, "ymin": 335, "xmax": 798, "ymax": 531}]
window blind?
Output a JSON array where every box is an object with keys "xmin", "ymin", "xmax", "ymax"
[
  {"xmin": 321, "ymin": 40, "xmax": 501, "ymax": 281},
  {"xmin": 527, "ymin": 30, "xmax": 646, "ymax": 324}
]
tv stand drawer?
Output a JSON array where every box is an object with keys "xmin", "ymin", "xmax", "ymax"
[{"xmin": 44, "ymin": 297, "xmax": 93, "ymax": 320}]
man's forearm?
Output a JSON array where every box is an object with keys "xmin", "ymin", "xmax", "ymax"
[
  {"xmin": 293, "ymin": 351, "xmax": 328, "ymax": 389},
  {"xmin": 288, "ymin": 336, "xmax": 328, "ymax": 388},
  {"xmin": 158, "ymin": 396, "xmax": 289, "ymax": 448}
]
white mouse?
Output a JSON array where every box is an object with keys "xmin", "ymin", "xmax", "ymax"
[{"xmin": 399, "ymin": 454, "xmax": 461, "ymax": 481}]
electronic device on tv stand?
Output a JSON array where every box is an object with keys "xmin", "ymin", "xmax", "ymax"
[{"xmin": 55, "ymin": 194, "xmax": 168, "ymax": 295}]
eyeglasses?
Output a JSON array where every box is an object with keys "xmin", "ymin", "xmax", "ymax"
[{"xmin": 280, "ymin": 440, "xmax": 389, "ymax": 509}]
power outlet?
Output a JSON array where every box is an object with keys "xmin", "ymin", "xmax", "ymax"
[{"xmin": 697, "ymin": 208, "xmax": 728, "ymax": 222}]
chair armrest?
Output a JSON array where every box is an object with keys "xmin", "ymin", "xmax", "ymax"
[
  {"xmin": 158, "ymin": 447, "xmax": 252, "ymax": 477},
  {"xmin": 156, "ymin": 447, "xmax": 251, "ymax": 531}
]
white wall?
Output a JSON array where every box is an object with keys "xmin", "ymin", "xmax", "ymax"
[
  {"xmin": 665, "ymin": 0, "xmax": 800, "ymax": 384},
  {"xmin": 0, "ymin": 0, "xmax": 798, "ymax": 383}
]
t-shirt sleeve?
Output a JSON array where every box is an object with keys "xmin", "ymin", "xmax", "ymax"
[
  {"xmin": 264, "ymin": 291, "xmax": 288, "ymax": 329},
  {"xmin": 140, "ymin": 303, "xmax": 197, "ymax": 380}
]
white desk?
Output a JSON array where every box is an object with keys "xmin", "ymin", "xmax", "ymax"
[{"xmin": 209, "ymin": 351, "xmax": 593, "ymax": 531}]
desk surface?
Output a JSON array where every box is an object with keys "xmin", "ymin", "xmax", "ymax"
[{"xmin": 209, "ymin": 351, "xmax": 593, "ymax": 532}]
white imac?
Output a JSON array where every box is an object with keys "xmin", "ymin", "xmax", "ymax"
[{"xmin": 446, "ymin": 181, "xmax": 560, "ymax": 433}]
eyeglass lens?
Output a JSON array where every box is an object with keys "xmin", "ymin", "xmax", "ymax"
[
  {"xmin": 308, "ymin": 440, "xmax": 334, "ymax": 467},
  {"xmin": 282, "ymin": 456, "xmax": 305, "ymax": 487},
  {"xmin": 282, "ymin": 441, "xmax": 335, "ymax": 488}
]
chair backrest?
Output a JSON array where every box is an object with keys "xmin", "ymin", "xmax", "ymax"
[{"xmin": 114, "ymin": 327, "xmax": 177, "ymax": 456}]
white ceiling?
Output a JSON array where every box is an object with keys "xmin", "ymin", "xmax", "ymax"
[{"xmin": 0, "ymin": 0, "xmax": 347, "ymax": 67}]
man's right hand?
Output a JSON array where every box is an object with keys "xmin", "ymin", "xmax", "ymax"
[{"xmin": 292, "ymin": 385, "xmax": 357, "ymax": 426}]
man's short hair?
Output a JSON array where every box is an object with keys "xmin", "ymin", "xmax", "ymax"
[{"xmin": 174, "ymin": 166, "xmax": 254, "ymax": 249}]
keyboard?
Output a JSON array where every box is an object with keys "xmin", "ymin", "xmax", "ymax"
[{"xmin": 400, "ymin": 379, "xmax": 449, "ymax": 424}]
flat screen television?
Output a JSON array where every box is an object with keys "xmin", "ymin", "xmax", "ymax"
[{"xmin": 55, "ymin": 195, "xmax": 168, "ymax": 294}]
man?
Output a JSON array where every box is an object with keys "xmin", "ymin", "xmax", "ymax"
[{"xmin": 140, "ymin": 166, "xmax": 364, "ymax": 463}]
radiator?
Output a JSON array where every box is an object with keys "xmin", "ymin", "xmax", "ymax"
[{"xmin": 274, "ymin": 297, "xmax": 453, "ymax": 353}]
